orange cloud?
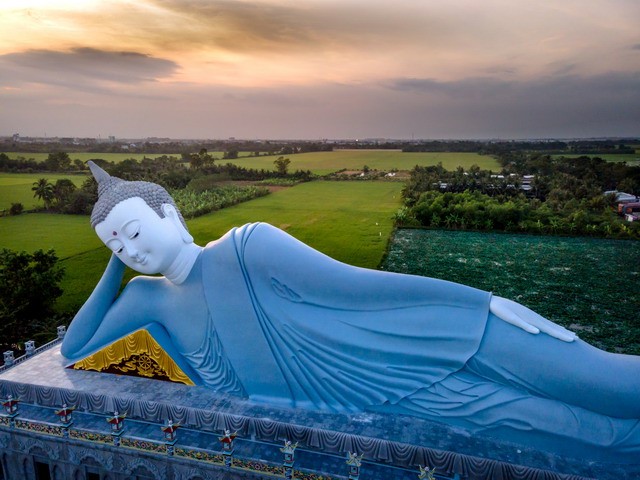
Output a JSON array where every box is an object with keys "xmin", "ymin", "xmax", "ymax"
[{"xmin": 1, "ymin": 0, "xmax": 638, "ymax": 89}]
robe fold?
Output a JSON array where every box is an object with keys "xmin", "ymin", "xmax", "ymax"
[{"xmin": 202, "ymin": 222, "xmax": 491, "ymax": 411}]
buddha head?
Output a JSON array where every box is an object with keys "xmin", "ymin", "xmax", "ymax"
[{"xmin": 89, "ymin": 161, "xmax": 194, "ymax": 275}]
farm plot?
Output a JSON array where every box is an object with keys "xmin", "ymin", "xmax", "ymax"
[{"xmin": 383, "ymin": 229, "xmax": 640, "ymax": 355}]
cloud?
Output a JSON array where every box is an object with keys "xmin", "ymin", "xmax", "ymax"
[
  {"xmin": 387, "ymin": 72, "xmax": 640, "ymax": 101},
  {"xmin": 144, "ymin": 0, "xmax": 442, "ymax": 54},
  {"xmin": 2, "ymin": 1, "xmax": 638, "ymax": 90},
  {"xmin": 0, "ymin": 48, "xmax": 178, "ymax": 90},
  {"xmin": 380, "ymin": 71, "xmax": 640, "ymax": 138},
  {"xmin": 388, "ymin": 77, "xmax": 515, "ymax": 99}
]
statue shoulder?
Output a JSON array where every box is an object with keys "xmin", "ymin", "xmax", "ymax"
[
  {"xmin": 203, "ymin": 222, "xmax": 277, "ymax": 250},
  {"xmin": 123, "ymin": 274, "xmax": 171, "ymax": 296}
]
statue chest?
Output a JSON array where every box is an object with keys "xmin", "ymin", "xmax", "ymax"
[{"xmin": 158, "ymin": 281, "xmax": 210, "ymax": 354}]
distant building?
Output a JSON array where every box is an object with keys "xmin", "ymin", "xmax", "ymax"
[
  {"xmin": 605, "ymin": 191, "xmax": 638, "ymax": 203},
  {"xmin": 520, "ymin": 174, "xmax": 534, "ymax": 192}
]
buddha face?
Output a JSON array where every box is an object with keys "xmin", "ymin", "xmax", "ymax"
[{"xmin": 95, "ymin": 197, "xmax": 187, "ymax": 274}]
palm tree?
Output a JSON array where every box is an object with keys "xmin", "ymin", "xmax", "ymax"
[
  {"xmin": 52, "ymin": 178, "xmax": 77, "ymax": 208},
  {"xmin": 32, "ymin": 178, "xmax": 54, "ymax": 210}
]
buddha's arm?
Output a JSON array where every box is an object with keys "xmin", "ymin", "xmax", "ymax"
[{"xmin": 61, "ymin": 254, "xmax": 155, "ymax": 360}]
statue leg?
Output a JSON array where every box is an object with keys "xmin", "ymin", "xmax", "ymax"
[
  {"xmin": 466, "ymin": 313, "xmax": 640, "ymax": 418},
  {"xmin": 382, "ymin": 367, "xmax": 640, "ymax": 461}
]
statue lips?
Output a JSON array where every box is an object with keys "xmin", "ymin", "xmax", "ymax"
[{"xmin": 133, "ymin": 254, "xmax": 147, "ymax": 265}]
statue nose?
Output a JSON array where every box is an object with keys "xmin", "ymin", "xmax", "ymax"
[{"xmin": 125, "ymin": 245, "xmax": 139, "ymax": 260}]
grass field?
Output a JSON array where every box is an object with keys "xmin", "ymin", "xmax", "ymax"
[
  {"xmin": 0, "ymin": 173, "xmax": 87, "ymax": 211},
  {"xmin": 6, "ymin": 150, "xmax": 500, "ymax": 174},
  {"xmin": 227, "ymin": 150, "xmax": 500, "ymax": 174},
  {"xmin": 0, "ymin": 181, "xmax": 404, "ymax": 312},
  {"xmin": 0, "ymin": 213, "xmax": 102, "ymax": 257}
]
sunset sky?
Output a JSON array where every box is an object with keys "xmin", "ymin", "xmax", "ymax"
[{"xmin": 1, "ymin": 0, "xmax": 638, "ymax": 140}]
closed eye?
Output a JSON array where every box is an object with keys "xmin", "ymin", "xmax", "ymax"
[
  {"xmin": 131, "ymin": 231, "xmax": 139, "ymax": 239},
  {"xmin": 107, "ymin": 239, "xmax": 124, "ymax": 255}
]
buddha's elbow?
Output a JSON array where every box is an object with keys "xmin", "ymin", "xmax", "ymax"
[
  {"xmin": 60, "ymin": 334, "xmax": 83, "ymax": 360},
  {"xmin": 59, "ymin": 338, "xmax": 73, "ymax": 359}
]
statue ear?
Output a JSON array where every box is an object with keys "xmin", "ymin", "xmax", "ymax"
[{"xmin": 161, "ymin": 204, "xmax": 193, "ymax": 244}]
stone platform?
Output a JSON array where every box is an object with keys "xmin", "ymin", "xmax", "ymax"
[{"xmin": 1, "ymin": 345, "xmax": 637, "ymax": 480}]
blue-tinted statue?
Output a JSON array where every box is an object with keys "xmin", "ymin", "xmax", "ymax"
[{"xmin": 62, "ymin": 162, "xmax": 640, "ymax": 459}]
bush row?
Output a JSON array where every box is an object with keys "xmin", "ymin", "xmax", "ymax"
[
  {"xmin": 172, "ymin": 185, "xmax": 270, "ymax": 219},
  {"xmin": 396, "ymin": 190, "xmax": 640, "ymax": 239}
]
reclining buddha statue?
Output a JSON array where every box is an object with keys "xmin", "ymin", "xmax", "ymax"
[{"xmin": 62, "ymin": 161, "xmax": 640, "ymax": 460}]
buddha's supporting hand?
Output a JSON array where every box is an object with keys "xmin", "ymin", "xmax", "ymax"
[
  {"xmin": 61, "ymin": 254, "xmax": 127, "ymax": 358},
  {"xmin": 489, "ymin": 296, "xmax": 576, "ymax": 342}
]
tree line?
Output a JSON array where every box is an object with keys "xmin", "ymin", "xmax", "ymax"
[
  {"xmin": 4, "ymin": 150, "xmax": 313, "ymax": 217},
  {"xmin": 0, "ymin": 151, "xmax": 87, "ymax": 172},
  {"xmin": 0, "ymin": 139, "xmax": 333, "ymax": 156},
  {"xmin": 402, "ymin": 139, "xmax": 637, "ymax": 155},
  {"xmin": 397, "ymin": 154, "xmax": 640, "ymax": 239}
]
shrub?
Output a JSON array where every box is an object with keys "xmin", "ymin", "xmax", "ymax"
[
  {"xmin": 9, "ymin": 203, "xmax": 24, "ymax": 215},
  {"xmin": 0, "ymin": 249, "xmax": 64, "ymax": 351}
]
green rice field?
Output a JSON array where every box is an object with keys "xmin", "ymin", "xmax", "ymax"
[
  {"xmin": 0, "ymin": 213, "xmax": 103, "ymax": 258},
  {"xmin": 229, "ymin": 150, "xmax": 499, "ymax": 174},
  {"xmin": 383, "ymin": 229, "xmax": 640, "ymax": 355},
  {"xmin": 0, "ymin": 181, "xmax": 403, "ymax": 312},
  {"xmin": 0, "ymin": 173, "xmax": 87, "ymax": 211}
]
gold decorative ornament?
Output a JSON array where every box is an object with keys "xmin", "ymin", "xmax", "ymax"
[{"xmin": 72, "ymin": 329, "xmax": 194, "ymax": 385}]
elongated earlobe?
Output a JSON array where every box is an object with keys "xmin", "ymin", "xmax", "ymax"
[{"xmin": 161, "ymin": 204, "xmax": 193, "ymax": 244}]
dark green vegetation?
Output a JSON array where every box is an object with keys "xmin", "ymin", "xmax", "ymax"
[
  {"xmin": 403, "ymin": 138, "xmax": 638, "ymax": 160},
  {"xmin": 0, "ymin": 214, "xmax": 105, "ymax": 313},
  {"xmin": 383, "ymin": 229, "xmax": 640, "ymax": 355},
  {"xmin": 398, "ymin": 154, "xmax": 640, "ymax": 239},
  {"xmin": 0, "ymin": 249, "xmax": 64, "ymax": 352},
  {"xmin": 28, "ymin": 176, "xmax": 97, "ymax": 215}
]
